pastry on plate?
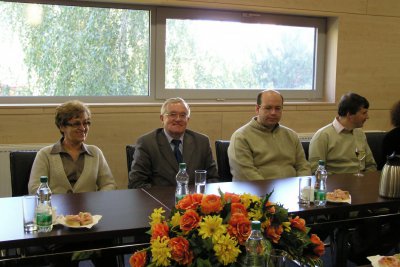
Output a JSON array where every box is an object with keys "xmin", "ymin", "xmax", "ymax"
[
  {"xmin": 326, "ymin": 189, "xmax": 350, "ymax": 202},
  {"xmin": 79, "ymin": 212, "xmax": 93, "ymax": 225},
  {"xmin": 65, "ymin": 214, "xmax": 81, "ymax": 227},
  {"xmin": 64, "ymin": 212, "xmax": 93, "ymax": 226},
  {"xmin": 378, "ymin": 255, "xmax": 400, "ymax": 267}
]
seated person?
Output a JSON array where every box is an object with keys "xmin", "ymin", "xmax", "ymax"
[
  {"xmin": 309, "ymin": 92, "xmax": 377, "ymax": 174},
  {"xmin": 382, "ymin": 100, "xmax": 400, "ymax": 158},
  {"xmin": 128, "ymin": 97, "xmax": 219, "ymax": 189},
  {"xmin": 27, "ymin": 100, "xmax": 117, "ymax": 267},
  {"xmin": 228, "ymin": 90, "xmax": 310, "ymax": 180},
  {"xmin": 28, "ymin": 100, "xmax": 116, "ymax": 194}
]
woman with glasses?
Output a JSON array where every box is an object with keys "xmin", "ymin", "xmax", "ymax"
[{"xmin": 28, "ymin": 100, "xmax": 116, "ymax": 194}]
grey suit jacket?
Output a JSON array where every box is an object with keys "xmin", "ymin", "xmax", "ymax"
[{"xmin": 128, "ymin": 128, "xmax": 219, "ymax": 188}]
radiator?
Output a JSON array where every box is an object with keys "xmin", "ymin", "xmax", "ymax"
[{"xmin": 0, "ymin": 144, "xmax": 49, "ymax": 198}]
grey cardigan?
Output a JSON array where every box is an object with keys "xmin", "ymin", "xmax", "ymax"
[{"xmin": 28, "ymin": 143, "xmax": 116, "ymax": 194}]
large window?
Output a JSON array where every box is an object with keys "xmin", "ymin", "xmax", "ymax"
[
  {"xmin": 0, "ymin": 2, "xmax": 326, "ymax": 104},
  {"xmin": 0, "ymin": 1, "xmax": 152, "ymax": 103},
  {"xmin": 156, "ymin": 8, "xmax": 326, "ymax": 101}
]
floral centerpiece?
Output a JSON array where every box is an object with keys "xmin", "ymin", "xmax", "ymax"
[{"xmin": 130, "ymin": 190, "xmax": 325, "ymax": 267}]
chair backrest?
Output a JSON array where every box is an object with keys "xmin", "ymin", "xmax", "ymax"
[
  {"xmin": 9, "ymin": 151, "xmax": 37, "ymax": 197},
  {"xmin": 365, "ymin": 131, "xmax": 386, "ymax": 170},
  {"xmin": 126, "ymin": 145, "xmax": 136, "ymax": 175},
  {"xmin": 301, "ymin": 141, "xmax": 310, "ymax": 160},
  {"xmin": 214, "ymin": 140, "xmax": 232, "ymax": 182}
]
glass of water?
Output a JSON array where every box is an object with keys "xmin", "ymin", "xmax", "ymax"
[{"xmin": 195, "ymin": 170, "xmax": 207, "ymax": 194}]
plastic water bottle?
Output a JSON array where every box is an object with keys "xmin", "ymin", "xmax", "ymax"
[
  {"xmin": 314, "ymin": 160, "xmax": 327, "ymax": 207},
  {"xmin": 244, "ymin": 221, "xmax": 267, "ymax": 267},
  {"xmin": 175, "ymin": 163, "xmax": 189, "ymax": 204},
  {"xmin": 36, "ymin": 176, "xmax": 53, "ymax": 232}
]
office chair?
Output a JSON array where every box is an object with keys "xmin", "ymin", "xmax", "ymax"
[
  {"xmin": 365, "ymin": 131, "xmax": 386, "ymax": 170},
  {"xmin": 9, "ymin": 151, "xmax": 37, "ymax": 197},
  {"xmin": 214, "ymin": 140, "xmax": 232, "ymax": 182},
  {"xmin": 126, "ymin": 145, "xmax": 136, "ymax": 175}
]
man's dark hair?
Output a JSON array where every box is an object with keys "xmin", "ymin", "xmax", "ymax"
[
  {"xmin": 390, "ymin": 100, "xmax": 400, "ymax": 127},
  {"xmin": 338, "ymin": 92, "xmax": 369, "ymax": 116}
]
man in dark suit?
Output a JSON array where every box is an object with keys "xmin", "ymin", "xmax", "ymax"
[{"xmin": 128, "ymin": 97, "xmax": 219, "ymax": 188}]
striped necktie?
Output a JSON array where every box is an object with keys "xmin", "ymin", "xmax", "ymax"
[{"xmin": 171, "ymin": 139, "xmax": 183, "ymax": 163}]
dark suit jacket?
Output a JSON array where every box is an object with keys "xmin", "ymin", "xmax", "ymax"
[{"xmin": 128, "ymin": 128, "xmax": 219, "ymax": 188}]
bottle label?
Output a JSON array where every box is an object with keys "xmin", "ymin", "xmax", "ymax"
[
  {"xmin": 36, "ymin": 213, "xmax": 52, "ymax": 226},
  {"xmin": 314, "ymin": 190, "xmax": 326, "ymax": 201}
]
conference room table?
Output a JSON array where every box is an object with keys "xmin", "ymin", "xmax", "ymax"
[
  {"xmin": 0, "ymin": 189, "xmax": 163, "ymax": 266},
  {"xmin": 143, "ymin": 171, "xmax": 400, "ymax": 216},
  {"xmin": 142, "ymin": 171, "xmax": 400, "ymax": 266},
  {"xmin": 0, "ymin": 172, "xmax": 399, "ymax": 266}
]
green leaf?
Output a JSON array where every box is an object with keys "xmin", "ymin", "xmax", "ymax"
[{"xmin": 195, "ymin": 257, "xmax": 212, "ymax": 267}]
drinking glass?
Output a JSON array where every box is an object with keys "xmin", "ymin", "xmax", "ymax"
[
  {"xmin": 195, "ymin": 170, "xmax": 207, "ymax": 194},
  {"xmin": 22, "ymin": 195, "xmax": 37, "ymax": 232},
  {"xmin": 354, "ymin": 147, "xmax": 366, "ymax": 176},
  {"xmin": 298, "ymin": 176, "xmax": 313, "ymax": 206},
  {"xmin": 266, "ymin": 249, "xmax": 287, "ymax": 267}
]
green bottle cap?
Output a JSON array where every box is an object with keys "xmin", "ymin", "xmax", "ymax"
[
  {"xmin": 179, "ymin": 163, "xmax": 186, "ymax": 170},
  {"xmin": 40, "ymin": 176, "xmax": 48, "ymax": 183},
  {"xmin": 318, "ymin": 160, "xmax": 325, "ymax": 166},
  {"xmin": 251, "ymin": 220, "xmax": 261, "ymax": 230}
]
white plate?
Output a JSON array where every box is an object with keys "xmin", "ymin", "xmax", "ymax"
[
  {"xmin": 326, "ymin": 194, "xmax": 351, "ymax": 204},
  {"xmin": 367, "ymin": 254, "xmax": 400, "ymax": 267},
  {"xmin": 55, "ymin": 215, "xmax": 102, "ymax": 229}
]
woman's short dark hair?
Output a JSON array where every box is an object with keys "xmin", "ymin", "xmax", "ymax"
[
  {"xmin": 390, "ymin": 100, "xmax": 400, "ymax": 127},
  {"xmin": 55, "ymin": 100, "xmax": 91, "ymax": 130},
  {"xmin": 338, "ymin": 92, "xmax": 369, "ymax": 116}
]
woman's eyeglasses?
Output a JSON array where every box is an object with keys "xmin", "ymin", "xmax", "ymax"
[{"xmin": 65, "ymin": 121, "xmax": 91, "ymax": 128}]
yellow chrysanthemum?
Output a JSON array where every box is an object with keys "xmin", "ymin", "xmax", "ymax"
[
  {"xmin": 151, "ymin": 236, "xmax": 171, "ymax": 266},
  {"xmin": 213, "ymin": 234, "xmax": 241, "ymax": 265},
  {"xmin": 198, "ymin": 215, "xmax": 227, "ymax": 240},
  {"xmin": 149, "ymin": 208, "xmax": 165, "ymax": 228},
  {"xmin": 170, "ymin": 212, "xmax": 181, "ymax": 228},
  {"xmin": 282, "ymin": 221, "xmax": 291, "ymax": 232},
  {"xmin": 240, "ymin": 193, "xmax": 261, "ymax": 209},
  {"xmin": 248, "ymin": 208, "xmax": 263, "ymax": 221}
]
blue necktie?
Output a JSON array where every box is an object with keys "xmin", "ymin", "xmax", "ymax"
[{"xmin": 171, "ymin": 139, "xmax": 183, "ymax": 163}]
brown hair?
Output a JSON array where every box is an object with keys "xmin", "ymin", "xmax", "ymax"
[{"xmin": 55, "ymin": 100, "xmax": 91, "ymax": 132}]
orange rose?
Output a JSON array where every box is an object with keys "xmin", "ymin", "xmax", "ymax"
[
  {"xmin": 169, "ymin": 236, "xmax": 194, "ymax": 265},
  {"xmin": 180, "ymin": 209, "xmax": 201, "ymax": 232},
  {"xmin": 310, "ymin": 234, "xmax": 325, "ymax": 256},
  {"xmin": 265, "ymin": 201, "xmax": 276, "ymax": 214},
  {"xmin": 151, "ymin": 222, "xmax": 169, "ymax": 240},
  {"xmin": 176, "ymin": 194, "xmax": 203, "ymax": 210},
  {"xmin": 227, "ymin": 213, "xmax": 251, "ymax": 245},
  {"xmin": 201, "ymin": 194, "xmax": 223, "ymax": 214},
  {"xmin": 290, "ymin": 216, "xmax": 306, "ymax": 232},
  {"xmin": 191, "ymin": 193, "xmax": 204, "ymax": 205},
  {"xmin": 224, "ymin": 192, "xmax": 241, "ymax": 203},
  {"xmin": 231, "ymin": 203, "xmax": 248, "ymax": 217},
  {"xmin": 129, "ymin": 250, "xmax": 147, "ymax": 267},
  {"xmin": 266, "ymin": 225, "xmax": 283, "ymax": 244}
]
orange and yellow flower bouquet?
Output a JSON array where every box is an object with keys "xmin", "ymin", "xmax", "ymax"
[{"xmin": 130, "ymin": 190, "xmax": 325, "ymax": 267}]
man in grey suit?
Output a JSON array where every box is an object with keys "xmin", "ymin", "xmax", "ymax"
[{"xmin": 128, "ymin": 97, "xmax": 219, "ymax": 189}]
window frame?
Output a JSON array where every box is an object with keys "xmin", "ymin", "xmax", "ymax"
[
  {"xmin": 0, "ymin": 1, "xmax": 327, "ymax": 104},
  {"xmin": 0, "ymin": 0, "xmax": 156, "ymax": 104},
  {"xmin": 155, "ymin": 7, "xmax": 327, "ymax": 102}
]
